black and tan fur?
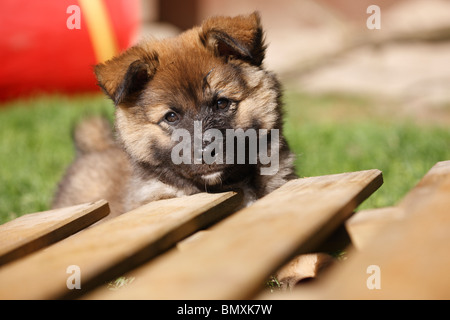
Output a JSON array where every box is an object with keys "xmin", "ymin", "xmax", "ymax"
[{"xmin": 52, "ymin": 12, "xmax": 297, "ymax": 218}]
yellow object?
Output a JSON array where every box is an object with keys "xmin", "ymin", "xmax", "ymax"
[{"xmin": 79, "ymin": 0, "xmax": 119, "ymax": 63}]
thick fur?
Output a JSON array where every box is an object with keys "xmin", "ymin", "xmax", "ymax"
[{"xmin": 52, "ymin": 13, "xmax": 297, "ymax": 219}]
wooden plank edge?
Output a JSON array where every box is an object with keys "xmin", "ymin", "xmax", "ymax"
[
  {"xmin": 0, "ymin": 200, "xmax": 110, "ymax": 266},
  {"xmin": 345, "ymin": 207, "xmax": 404, "ymax": 250},
  {"xmin": 346, "ymin": 160, "xmax": 450, "ymax": 250},
  {"xmin": 398, "ymin": 160, "xmax": 450, "ymax": 214},
  {"xmin": 292, "ymin": 169, "xmax": 384, "ymax": 254},
  {"xmin": 62, "ymin": 191, "xmax": 243, "ymax": 300}
]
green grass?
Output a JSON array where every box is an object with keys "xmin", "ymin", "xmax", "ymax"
[
  {"xmin": 0, "ymin": 92, "xmax": 449, "ymax": 224},
  {"xmin": 283, "ymin": 91, "xmax": 450, "ymax": 210},
  {"xmin": 0, "ymin": 94, "xmax": 114, "ymax": 223}
]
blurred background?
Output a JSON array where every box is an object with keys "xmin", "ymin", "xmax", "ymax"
[{"xmin": 1, "ymin": 0, "xmax": 450, "ymax": 221}]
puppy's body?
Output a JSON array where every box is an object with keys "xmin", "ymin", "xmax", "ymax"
[{"xmin": 52, "ymin": 13, "xmax": 297, "ymax": 218}]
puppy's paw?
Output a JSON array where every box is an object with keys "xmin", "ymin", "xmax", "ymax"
[{"xmin": 275, "ymin": 253, "xmax": 335, "ymax": 290}]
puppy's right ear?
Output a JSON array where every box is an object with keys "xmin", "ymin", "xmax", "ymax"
[
  {"xmin": 200, "ymin": 12, "xmax": 266, "ymax": 66},
  {"xmin": 94, "ymin": 46, "xmax": 159, "ymax": 106}
]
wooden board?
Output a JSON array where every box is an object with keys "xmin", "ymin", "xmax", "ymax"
[
  {"xmin": 0, "ymin": 191, "xmax": 241, "ymax": 299},
  {"xmin": 398, "ymin": 160, "xmax": 450, "ymax": 215},
  {"xmin": 346, "ymin": 160, "xmax": 450, "ymax": 250},
  {"xmin": 288, "ymin": 160, "xmax": 450, "ymax": 299},
  {"xmin": 345, "ymin": 207, "xmax": 403, "ymax": 249},
  {"xmin": 0, "ymin": 200, "xmax": 109, "ymax": 266},
  {"xmin": 86, "ymin": 169, "xmax": 383, "ymax": 300}
]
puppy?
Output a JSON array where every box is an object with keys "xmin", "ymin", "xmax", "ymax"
[
  {"xmin": 52, "ymin": 12, "xmax": 297, "ymax": 218},
  {"xmin": 52, "ymin": 12, "xmax": 333, "ymax": 290}
]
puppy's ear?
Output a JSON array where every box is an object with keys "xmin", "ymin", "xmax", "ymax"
[
  {"xmin": 200, "ymin": 12, "xmax": 266, "ymax": 66},
  {"xmin": 95, "ymin": 46, "xmax": 159, "ymax": 106}
]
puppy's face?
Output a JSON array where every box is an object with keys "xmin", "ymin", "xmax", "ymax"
[{"xmin": 95, "ymin": 13, "xmax": 283, "ymax": 189}]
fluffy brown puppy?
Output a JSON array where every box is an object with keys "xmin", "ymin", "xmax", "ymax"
[{"xmin": 52, "ymin": 12, "xmax": 297, "ymax": 218}]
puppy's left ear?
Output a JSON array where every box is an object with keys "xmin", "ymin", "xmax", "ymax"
[{"xmin": 200, "ymin": 12, "xmax": 266, "ymax": 66}]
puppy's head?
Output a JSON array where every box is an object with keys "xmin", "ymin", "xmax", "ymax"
[{"xmin": 95, "ymin": 13, "xmax": 283, "ymax": 189}]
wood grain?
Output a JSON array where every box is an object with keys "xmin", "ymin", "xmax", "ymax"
[
  {"xmin": 0, "ymin": 200, "xmax": 109, "ymax": 266},
  {"xmin": 346, "ymin": 160, "xmax": 450, "ymax": 250},
  {"xmin": 288, "ymin": 160, "xmax": 450, "ymax": 299},
  {"xmin": 0, "ymin": 191, "xmax": 241, "ymax": 299},
  {"xmin": 345, "ymin": 207, "xmax": 404, "ymax": 249},
  {"xmin": 398, "ymin": 160, "xmax": 450, "ymax": 215},
  {"xmin": 86, "ymin": 169, "xmax": 383, "ymax": 300}
]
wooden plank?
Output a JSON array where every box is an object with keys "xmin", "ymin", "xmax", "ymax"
[
  {"xmin": 0, "ymin": 200, "xmax": 109, "ymax": 266},
  {"xmin": 289, "ymin": 160, "xmax": 450, "ymax": 299},
  {"xmin": 345, "ymin": 207, "xmax": 404, "ymax": 249},
  {"xmin": 398, "ymin": 160, "xmax": 450, "ymax": 214},
  {"xmin": 86, "ymin": 169, "xmax": 383, "ymax": 300},
  {"xmin": 0, "ymin": 191, "xmax": 241, "ymax": 299},
  {"xmin": 346, "ymin": 160, "xmax": 450, "ymax": 250}
]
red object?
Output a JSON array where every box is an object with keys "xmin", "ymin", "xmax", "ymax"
[{"xmin": 0, "ymin": 0, "xmax": 141, "ymax": 102}]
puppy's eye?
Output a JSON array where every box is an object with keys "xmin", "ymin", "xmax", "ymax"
[
  {"xmin": 164, "ymin": 111, "xmax": 179, "ymax": 123},
  {"xmin": 215, "ymin": 98, "xmax": 231, "ymax": 111}
]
